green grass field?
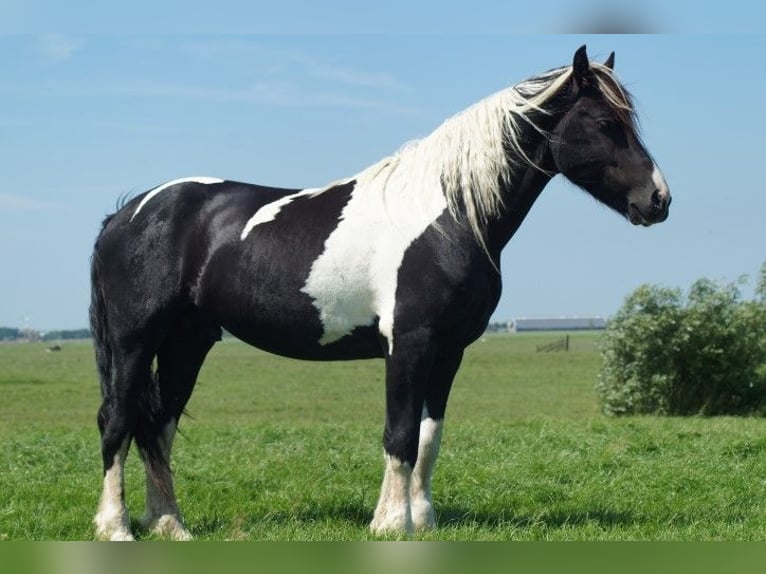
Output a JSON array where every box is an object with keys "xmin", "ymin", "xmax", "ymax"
[{"xmin": 2, "ymin": 333, "xmax": 766, "ymax": 540}]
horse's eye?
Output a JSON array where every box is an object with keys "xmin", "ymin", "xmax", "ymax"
[{"xmin": 597, "ymin": 119, "xmax": 615, "ymax": 131}]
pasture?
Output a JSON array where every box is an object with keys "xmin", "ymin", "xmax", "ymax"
[{"xmin": 2, "ymin": 333, "xmax": 766, "ymax": 540}]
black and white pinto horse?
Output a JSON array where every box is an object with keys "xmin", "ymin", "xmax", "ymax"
[{"xmin": 91, "ymin": 46, "xmax": 670, "ymax": 540}]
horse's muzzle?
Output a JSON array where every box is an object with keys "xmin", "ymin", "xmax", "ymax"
[{"xmin": 629, "ymin": 189, "xmax": 671, "ymax": 226}]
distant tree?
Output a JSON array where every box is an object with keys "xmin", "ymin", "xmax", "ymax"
[
  {"xmin": 0, "ymin": 327, "xmax": 21, "ymax": 340},
  {"xmin": 42, "ymin": 329, "xmax": 92, "ymax": 341},
  {"xmin": 597, "ymin": 268, "xmax": 766, "ymax": 416},
  {"xmin": 756, "ymin": 262, "xmax": 766, "ymax": 304}
]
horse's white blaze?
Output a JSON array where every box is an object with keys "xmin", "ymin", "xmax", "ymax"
[
  {"xmin": 131, "ymin": 176, "xmax": 224, "ymax": 221},
  {"xmin": 652, "ymin": 164, "xmax": 670, "ymax": 201},
  {"xmin": 240, "ymin": 187, "xmax": 325, "ymax": 239},
  {"xmin": 410, "ymin": 412, "xmax": 443, "ymax": 530},
  {"xmin": 301, "ymin": 163, "xmax": 448, "ymax": 353},
  {"xmin": 370, "ymin": 454, "xmax": 413, "ymax": 535},
  {"xmin": 94, "ymin": 438, "xmax": 133, "ymax": 541}
]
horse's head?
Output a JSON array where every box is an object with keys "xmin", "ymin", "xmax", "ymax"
[{"xmin": 550, "ymin": 45, "xmax": 670, "ymax": 226}]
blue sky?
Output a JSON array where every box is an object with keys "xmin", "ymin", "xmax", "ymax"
[
  {"xmin": 1, "ymin": 32, "xmax": 765, "ymax": 330},
  {"xmin": 4, "ymin": 2, "xmax": 764, "ymax": 34}
]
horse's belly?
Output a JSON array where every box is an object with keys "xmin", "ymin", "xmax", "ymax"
[{"xmin": 223, "ymin": 318, "xmax": 384, "ymax": 361}]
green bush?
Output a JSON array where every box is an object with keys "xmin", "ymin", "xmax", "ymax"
[{"xmin": 597, "ymin": 265, "xmax": 766, "ymax": 416}]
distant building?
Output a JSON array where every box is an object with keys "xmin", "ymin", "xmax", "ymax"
[{"xmin": 508, "ymin": 316, "xmax": 606, "ymax": 332}]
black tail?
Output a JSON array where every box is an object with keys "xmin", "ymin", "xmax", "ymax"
[{"xmin": 91, "ymin": 216, "xmax": 115, "ymax": 416}]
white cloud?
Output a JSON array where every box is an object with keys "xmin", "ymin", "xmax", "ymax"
[
  {"xmin": 93, "ymin": 80, "xmax": 421, "ymax": 115},
  {"xmin": 296, "ymin": 58, "xmax": 406, "ymax": 91},
  {"xmin": 176, "ymin": 38, "xmax": 409, "ymax": 93},
  {"xmin": 0, "ymin": 192, "xmax": 59, "ymax": 211},
  {"xmin": 38, "ymin": 34, "xmax": 85, "ymax": 64}
]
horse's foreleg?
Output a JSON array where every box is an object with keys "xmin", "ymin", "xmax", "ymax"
[
  {"xmin": 371, "ymin": 452, "xmax": 414, "ymax": 535},
  {"xmin": 409, "ymin": 411, "xmax": 443, "ymax": 530},
  {"xmin": 370, "ymin": 330, "xmax": 435, "ymax": 536},
  {"xmin": 409, "ymin": 348, "xmax": 463, "ymax": 531}
]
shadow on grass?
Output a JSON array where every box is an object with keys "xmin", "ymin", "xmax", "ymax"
[
  {"xmin": 437, "ymin": 505, "xmax": 639, "ymax": 531},
  {"xmin": 127, "ymin": 496, "xmax": 648, "ymax": 540},
  {"xmin": 183, "ymin": 501, "xmax": 374, "ymax": 539},
  {"xmin": 169, "ymin": 504, "xmax": 641, "ymax": 540}
]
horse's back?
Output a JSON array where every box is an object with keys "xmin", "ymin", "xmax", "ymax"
[{"xmin": 91, "ymin": 178, "xmax": 297, "ymax": 326}]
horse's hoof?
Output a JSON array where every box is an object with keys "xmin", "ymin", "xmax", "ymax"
[{"xmin": 143, "ymin": 514, "xmax": 193, "ymax": 541}]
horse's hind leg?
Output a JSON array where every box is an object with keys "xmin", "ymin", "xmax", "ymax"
[
  {"xmin": 94, "ymin": 350, "xmax": 154, "ymax": 541},
  {"xmin": 95, "ymin": 423, "xmax": 133, "ymax": 541},
  {"xmin": 137, "ymin": 416, "xmax": 190, "ymax": 540},
  {"xmin": 134, "ymin": 314, "xmax": 219, "ymax": 540}
]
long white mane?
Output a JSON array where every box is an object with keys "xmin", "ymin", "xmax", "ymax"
[{"xmin": 354, "ymin": 62, "xmax": 635, "ymax": 254}]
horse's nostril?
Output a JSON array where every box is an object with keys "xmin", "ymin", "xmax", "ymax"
[{"xmin": 651, "ymin": 188, "xmax": 663, "ymax": 208}]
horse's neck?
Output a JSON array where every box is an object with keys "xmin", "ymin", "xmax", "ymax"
[{"xmin": 484, "ymin": 133, "xmax": 556, "ymax": 258}]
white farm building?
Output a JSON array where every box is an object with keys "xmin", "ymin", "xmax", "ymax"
[{"xmin": 509, "ymin": 317, "xmax": 606, "ymax": 333}]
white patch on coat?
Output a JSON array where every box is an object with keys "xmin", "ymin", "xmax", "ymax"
[
  {"xmin": 240, "ymin": 187, "xmax": 325, "ymax": 240},
  {"xmin": 410, "ymin": 409, "xmax": 443, "ymax": 530},
  {"xmin": 301, "ymin": 161, "xmax": 447, "ymax": 353},
  {"xmin": 131, "ymin": 176, "xmax": 224, "ymax": 221},
  {"xmin": 370, "ymin": 453, "xmax": 413, "ymax": 535},
  {"xmin": 140, "ymin": 418, "xmax": 192, "ymax": 541},
  {"xmin": 94, "ymin": 438, "xmax": 133, "ymax": 541}
]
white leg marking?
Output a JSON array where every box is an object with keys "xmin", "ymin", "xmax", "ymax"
[
  {"xmin": 240, "ymin": 187, "xmax": 326, "ymax": 239},
  {"xmin": 131, "ymin": 176, "xmax": 224, "ymax": 221},
  {"xmin": 370, "ymin": 453, "xmax": 413, "ymax": 535},
  {"xmin": 139, "ymin": 418, "xmax": 192, "ymax": 541},
  {"xmin": 410, "ymin": 412, "xmax": 443, "ymax": 531},
  {"xmin": 94, "ymin": 438, "xmax": 134, "ymax": 541}
]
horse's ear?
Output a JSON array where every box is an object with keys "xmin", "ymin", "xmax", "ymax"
[
  {"xmin": 604, "ymin": 51, "xmax": 615, "ymax": 70},
  {"xmin": 572, "ymin": 45, "xmax": 593, "ymax": 89}
]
